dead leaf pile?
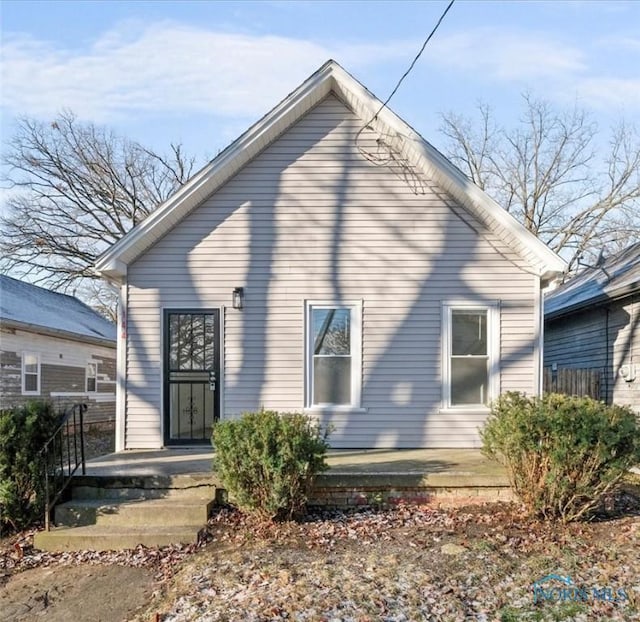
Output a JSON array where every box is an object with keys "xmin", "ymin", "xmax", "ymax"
[
  {"xmin": 0, "ymin": 527, "xmax": 211, "ymax": 588},
  {"xmin": 2, "ymin": 501, "xmax": 639, "ymax": 621},
  {"xmin": 150, "ymin": 503, "xmax": 639, "ymax": 621}
]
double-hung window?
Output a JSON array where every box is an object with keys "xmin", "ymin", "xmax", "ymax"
[
  {"xmin": 86, "ymin": 362, "xmax": 98, "ymax": 393},
  {"xmin": 306, "ymin": 302, "xmax": 361, "ymax": 408},
  {"xmin": 443, "ymin": 304, "xmax": 498, "ymax": 408},
  {"xmin": 22, "ymin": 352, "xmax": 40, "ymax": 395}
]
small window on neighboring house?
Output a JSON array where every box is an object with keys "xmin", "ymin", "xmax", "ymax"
[
  {"xmin": 443, "ymin": 304, "xmax": 499, "ymax": 408},
  {"xmin": 22, "ymin": 352, "xmax": 40, "ymax": 395},
  {"xmin": 306, "ymin": 302, "xmax": 362, "ymax": 408},
  {"xmin": 86, "ymin": 363, "xmax": 97, "ymax": 393}
]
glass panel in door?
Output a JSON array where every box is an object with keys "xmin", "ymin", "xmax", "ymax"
[{"xmin": 165, "ymin": 310, "xmax": 219, "ymax": 444}]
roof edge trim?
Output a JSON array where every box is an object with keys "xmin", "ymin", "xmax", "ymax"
[
  {"xmin": 96, "ymin": 61, "xmax": 337, "ymax": 273},
  {"xmin": 96, "ymin": 59, "xmax": 567, "ymax": 279},
  {"xmin": 1, "ymin": 318, "xmax": 116, "ymax": 347}
]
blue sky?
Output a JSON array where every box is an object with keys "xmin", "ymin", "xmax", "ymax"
[{"xmin": 1, "ymin": 0, "xmax": 639, "ymax": 166}]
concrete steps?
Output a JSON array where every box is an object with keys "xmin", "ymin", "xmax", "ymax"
[
  {"xmin": 53, "ymin": 496, "xmax": 215, "ymax": 528},
  {"xmin": 34, "ymin": 524, "xmax": 203, "ymax": 552},
  {"xmin": 70, "ymin": 473, "xmax": 217, "ymax": 500},
  {"xmin": 34, "ymin": 473, "xmax": 216, "ymax": 552}
]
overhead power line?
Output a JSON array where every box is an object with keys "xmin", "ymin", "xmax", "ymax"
[
  {"xmin": 355, "ymin": 0, "xmax": 456, "ymax": 190},
  {"xmin": 372, "ymin": 0, "xmax": 456, "ymax": 122}
]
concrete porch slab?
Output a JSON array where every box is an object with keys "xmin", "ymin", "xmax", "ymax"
[
  {"xmin": 85, "ymin": 447, "xmax": 507, "ymax": 482},
  {"xmin": 86, "ymin": 448, "xmax": 214, "ymax": 477}
]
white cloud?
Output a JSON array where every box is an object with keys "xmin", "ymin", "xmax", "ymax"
[
  {"xmin": 574, "ymin": 77, "xmax": 640, "ymax": 110},
  {"xmin": 3, "ymin": 19, "xmax": 636, "ymax": 130},
  {"xmin": 422, "ymin": 27, "xmax": 640, "ymax": 116},
  {"xmin": 596, "ymin": 35, "xmax": 640, "ymax": 53},
  {"xmin": 428, "ymin": 28, "xmax": 587, "ymax": 81},
  {"xmin": 0, "ymin": 21, "xmax": 414, "ymax": 122}
]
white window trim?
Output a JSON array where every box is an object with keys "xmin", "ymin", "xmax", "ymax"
[
  {"xmin": 305, "ymin": 300, "xmax": 362, "ymax": 409},
  {"xmin": 441, "ymin": 301, "xmax": 500, "ymax": 410},
  {"xmin": 21, "ymin": 351, "xmax": 41, "ymax": 396},
  {"xmin": 86, "ymin": 361, "xmax": 98, "ymax": 393}
]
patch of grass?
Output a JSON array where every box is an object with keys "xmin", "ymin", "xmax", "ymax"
[
  {"xmin": 471, "ymin": 538, "xmax": 495, "ymax": 552},
  {"xmin": 499, "ymin": 607, "xmax": 544, "ymax": 622}
]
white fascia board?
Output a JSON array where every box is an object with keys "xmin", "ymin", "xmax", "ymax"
[
  {"xmin": 95, "ymin": 62, "xmax": 336, "ymax": 274},
  {"xmin": 94, "ymin": 163, "xmax": 223, "ymax": 273},
  {"xmin": 388, "ymin": 127, "xmax": 566, "ymax": 278},
  {"xmin": 95, "ymin": 59, "xmax": 566, "ymax": 281},
  {"xmin": 93, "ymin": 258, "xmax": 127, "ymax": 282},
  {"xmin": 411, "ymin": 137, "xmax": 568, "ymax": 276},
  {"xmin": 329, "ymin": 64, "xmax": 567, "ymax": 279}
]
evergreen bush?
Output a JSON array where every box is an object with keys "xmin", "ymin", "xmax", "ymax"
[
  {"xmin": 212, "ymin": 410, "xmax": 330, "ymax": 520},
  {"xmin": 0, "ymin": 400, "xmax": 61, "ymax": 533},
  {"xmin": 481, "ymin": 392, "xmax": 640, "ymax": 522}
]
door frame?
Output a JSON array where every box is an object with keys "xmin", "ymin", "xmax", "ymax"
[{"xmin": 162, "ymin": 308, "xmax": 221, "ymax": 446}]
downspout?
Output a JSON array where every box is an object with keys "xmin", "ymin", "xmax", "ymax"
[
  {"xmin": 115, "ymin": 281, "xmax": 127, "ymax": 452},
  {"xmin": 604, "ymin": 307, "xmax": 610, "ymax": 404},
  {"xmin": 631, "ymin": 293, "xmax": 636, "ymax": 372},
  {"xmin": 534, "ymin": 276, "xmax": 543, "ymax": 396},
  {"xmin": 98, "ymin": 277, "xmax": 127, "ymax": 452}
]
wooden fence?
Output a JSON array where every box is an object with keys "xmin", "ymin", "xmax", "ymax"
[{"xmin": 543, "ymin": 367, "xmax": 602, "ymax": 400}]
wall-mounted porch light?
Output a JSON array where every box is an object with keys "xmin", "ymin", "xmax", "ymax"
[{"xmin": 232, "ymin": 287, "xmax": 244, "ymax": 310}]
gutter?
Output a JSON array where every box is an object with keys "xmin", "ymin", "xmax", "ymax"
[
  {"xmin": 545, "ymin": 280, "xmax": 640, "ymax": 321},
  {"xmin": 0, "ymin": 318, "xmax": 116, "ymax": 349}
]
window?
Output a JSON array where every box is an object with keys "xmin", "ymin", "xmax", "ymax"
[
  {"xmin": 22, "ymin": 352, "xmax": 40, "ymax": 395},
  {"xmin": 306, "ymin": 302, "xmax": 361, "ymax": 408},
  {"xmin": 443, "ymin": 304, "xmax": 498, "ymax": 408},
  {"xmin": 86, "ymin": 362, "xmax": 98, "ymax": 393}
]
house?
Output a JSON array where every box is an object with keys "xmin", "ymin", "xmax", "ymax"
[
  {"xmin": 0, "ymin": 275, "xmax": 117, "ymax": 422},
  {"xmin": 96, "ymin": 60, "xmax": 566, "ymax": 451},
  {"xmin": 544, "ymin": 242, "xmax": 640, "ymax": 411}
]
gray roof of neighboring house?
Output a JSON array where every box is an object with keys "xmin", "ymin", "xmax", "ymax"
[
  {"xmin": 545, "ymin": 242, "xmax": 640, "ymax": 319},
  {"xmin": 0, "ymin": 275, "xmax": 116, "ymax": 344}
]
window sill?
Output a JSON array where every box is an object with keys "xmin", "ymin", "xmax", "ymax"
[
  {"xmin": 50, "ymin": 391, "xmax": 92, "ymax": 397},
  {"xmin": 304, "ymin": 406, "xmax": 368, "ymax": 415},
  {"xmin": 439, "ymin": 406, "xmax": 491, "ymax": 414}
]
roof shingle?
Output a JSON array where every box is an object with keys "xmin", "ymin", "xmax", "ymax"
[
  {"xmin": 0, "ymin": 275, "xmax": 116, "ymax": 343},
  {"xmin": 545, "ymin": 242, "xmax": 640, "ymax": 318}
]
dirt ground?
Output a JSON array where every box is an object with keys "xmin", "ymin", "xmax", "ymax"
[
  {"xmin": 0, "ymin": 424, "xmax": 128, "ymax": 622},
  {"xmin": 0, "ymin": 564, "xmax": 155, "ymax": 622},
  {"xmin": 3, "ymin": 499, "xmax": 637, "ymax": 622},
  {"xmin": 1, "ymin": 479, "xmax": 638, "ymax": 622}
]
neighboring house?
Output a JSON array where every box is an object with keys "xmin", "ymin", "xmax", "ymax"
[
  {"xmin": 0, "ymin": 275, "xmax": 117, "ymax": 422},
  {"xmin": 96, "ymin": 60, "xmax": 566, "ymax": 451},
  {"xmin": 544, "ymin": 242, "xmax": 640, "ymax": 411}
]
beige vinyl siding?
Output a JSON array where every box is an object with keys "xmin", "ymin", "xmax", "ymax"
[
  {"xmin": 544, "ymin": 296, "xmax": 640, "ymax": 411},
  {"xmin": 126, "ymin": 95, "xmax": 538, "ymax": 449}
]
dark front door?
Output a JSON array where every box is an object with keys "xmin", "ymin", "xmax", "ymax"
[{"xmin": 164, "ymin": 310, "xmax": 220, "ymax": 445}]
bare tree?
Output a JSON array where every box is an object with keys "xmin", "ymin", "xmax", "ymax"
[
  {"xmin": 1, "ymin": 111, "xmax": 196, "ymax": 318},
  {"xmin": 439, "ymin": 94, "xmax": 640, "ymax": 273}
]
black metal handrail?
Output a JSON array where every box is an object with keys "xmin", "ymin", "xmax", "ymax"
[{"xmin": 41, "ymin": 403, "xmax": 88, "ymax": 531}]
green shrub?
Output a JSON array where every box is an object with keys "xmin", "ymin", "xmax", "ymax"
[
  {"xmin": 481, "ymin": 392, "xmax": 640, "ymax": 522},
  {"xmin": 0, "ymin": 400, "xmax": 62, "ymax": 534},
  {"xmin": 212, "ymin": 410, "xmax": 330, "ymax": 520}
]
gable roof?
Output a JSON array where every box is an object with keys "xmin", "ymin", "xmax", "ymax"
[
  {"xmin": 545, "ymin": 242, "xmax": 640, "ymax": 319},
  {"xmin": 0, "ymin": 275, "xmax": 116, "ymax": 345},
  {"xmin": 95, "ymin": 60, "xmax": 567, "ymax": 283}
]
